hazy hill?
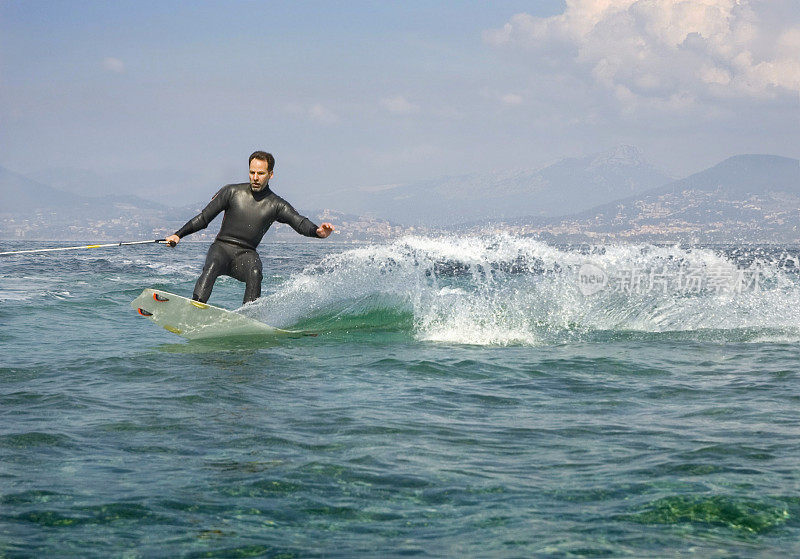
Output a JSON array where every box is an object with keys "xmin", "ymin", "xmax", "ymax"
[
  {"xmin": 0, "ymin": 166, "xmax": 164, "ymax": 217},
  {"xmin": 572, "ymin": 154, "xmax": 798, "ymax": 224},
  {"xmin": 0, "ymin": 166, "xmax": 83, "ymax": 213},
  {"xmin": 0, "ymin": 165, "xmax": 193, "ymax": 240},
  {"xmin": 500, "ymin": 154, "xmax": 800, "ymax": 242},
  {"xmin": 312, "ymin": 145, "xmax": 674, "ymax": 226}
]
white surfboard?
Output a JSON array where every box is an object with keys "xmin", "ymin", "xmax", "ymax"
[{"xmin": 131, "ymin": 288, "xmax": 296, "ymax": 340}]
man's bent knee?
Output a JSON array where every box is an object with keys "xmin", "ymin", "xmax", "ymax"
[{"xmin": 249, "ymin": 267, "xmax": 263, "ymax": 282}]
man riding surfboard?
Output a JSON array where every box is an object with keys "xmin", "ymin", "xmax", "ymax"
[{"xmin": 165, "ymin": 151, "xmax": 334, "ymax": 304}]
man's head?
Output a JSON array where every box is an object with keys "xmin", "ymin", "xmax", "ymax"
[{"xmin": 249, "ymin": 151, "xmax": 274, "ymax": 191}]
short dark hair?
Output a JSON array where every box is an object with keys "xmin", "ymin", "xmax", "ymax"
[{"xmin": 249, "ymin": 151, "xmax": 275, "ymax": 172}]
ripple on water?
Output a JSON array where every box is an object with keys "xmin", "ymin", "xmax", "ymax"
[
  {"xmin": 623, "ymin": 494, "xmax": 792, "ymax": 536},
  {"xmin": 0, "ymin": 432, "xmax": 77, "ymax": 449},
  {"xmin": 1, "ymin": 490, "xmax": 70, "ymax": 506},
  {"xmin": 6, "ymin": 502, "xmax": 169, "ymax": 528}
]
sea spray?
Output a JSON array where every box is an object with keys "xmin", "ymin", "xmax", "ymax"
[{"xmin": 242, "ymin": 235, "xmax": 800, "ymax": 345}]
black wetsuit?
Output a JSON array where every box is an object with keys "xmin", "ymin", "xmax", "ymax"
[{"xmin": 174, "ymin": 183, "xmax": 319, "ymax": 304}]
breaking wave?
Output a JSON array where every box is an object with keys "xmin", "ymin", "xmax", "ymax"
[{"xmin": 242, "ymin": 235, "xmax": 800, "ymax": 346}]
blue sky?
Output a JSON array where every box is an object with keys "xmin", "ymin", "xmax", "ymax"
[{"xmin": 1, "ymin": 1, "xmax": 798, "ymax": 204}]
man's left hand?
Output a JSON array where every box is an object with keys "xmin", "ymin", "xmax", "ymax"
[{"xmin": 316, "ymin": 223, "xmax": 335, "ymax": 238}]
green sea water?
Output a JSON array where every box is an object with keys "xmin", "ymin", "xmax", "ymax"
[{"xmin": 1, "ymin": 235, "xmax": 799, "ymax": 557}]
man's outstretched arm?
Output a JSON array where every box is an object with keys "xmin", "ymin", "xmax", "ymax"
[
  {"xmin": 165, "ymin": 186, "xmax": 231, "ymax": 246},
  {"xmin": 277, "ymin": 200, "xmax": 335, "ymax": 238}
]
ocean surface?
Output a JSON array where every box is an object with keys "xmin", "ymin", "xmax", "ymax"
[{"xmin": 1, "ymin": 235, "xmax": 799, "ymax": 557}]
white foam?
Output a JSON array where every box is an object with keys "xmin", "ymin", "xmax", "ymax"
[
  {"xmin": 239, "ymin": 235, "xmax": 800, "ymax": 345},
  {"xmin": 0, "ymin": 275, "xmax": 74, "ymax": 302}
]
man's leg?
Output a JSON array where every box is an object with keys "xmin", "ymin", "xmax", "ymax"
[
  {"xmin": 230, "ymin": 249, "xmax": 263, "ymax": 304},
  {"xmin": 192, "ymin": 242, "xmax": 231, "ymax": 303}
]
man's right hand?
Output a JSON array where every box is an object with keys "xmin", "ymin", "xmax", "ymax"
[{"xmin": 165, "ymin": 235, "xmax": 180, "ymax": 247}]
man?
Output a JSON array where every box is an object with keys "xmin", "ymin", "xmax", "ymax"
[{"xmin": 165, "ymin": 151, "xmax": 334, "ymax": 304}]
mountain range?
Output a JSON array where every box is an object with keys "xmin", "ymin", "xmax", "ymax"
[
  {"xmin": 1, "ymin": 148, "xmax": 798, "ymax": 242},
  {"xmin": 0, "ymin": 166, "xmax": 167, "ymax": 216},
  {"xmin": 503, "ymin": 154, "xmax": 799, "ymax": 243},
  {"xmin": 313, "ymin": 145, "xmax": 675, "ymax": 226}
]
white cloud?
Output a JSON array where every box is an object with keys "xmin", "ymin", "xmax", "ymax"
[
  {"xmin": 285, "ymin": 102, "xmax": 340, "ymax": 124},
  {"xmin": 308, "ymin": 103, "xmax": 339, "ymax": 124},
  {"xmin": 500, "ymin": 93, "xmax": 524, "ymax": 105},
  {"xmin": 380, "ymin": 95, "xmax": 419, "ymax": 114},
  {"xmin": 102, "ymin": 57, "xmax": 125, "ymax": 73},
  {"xmin": 484, "ymin": 0, "xmax": 800, "ymax": 107}
]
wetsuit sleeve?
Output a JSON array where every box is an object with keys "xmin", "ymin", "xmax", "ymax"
[
  {"xmin": 276, "ymin": 200, "xmax": 319, "ymax": 238},
  {"xmin": 173, "ymin": 186, "xmax": 232, "ymax": 239}
]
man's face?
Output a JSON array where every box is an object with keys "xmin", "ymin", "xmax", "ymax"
[{"xmin": 249, "ymin": 159, "xmax": 272, "ymax": 191}]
